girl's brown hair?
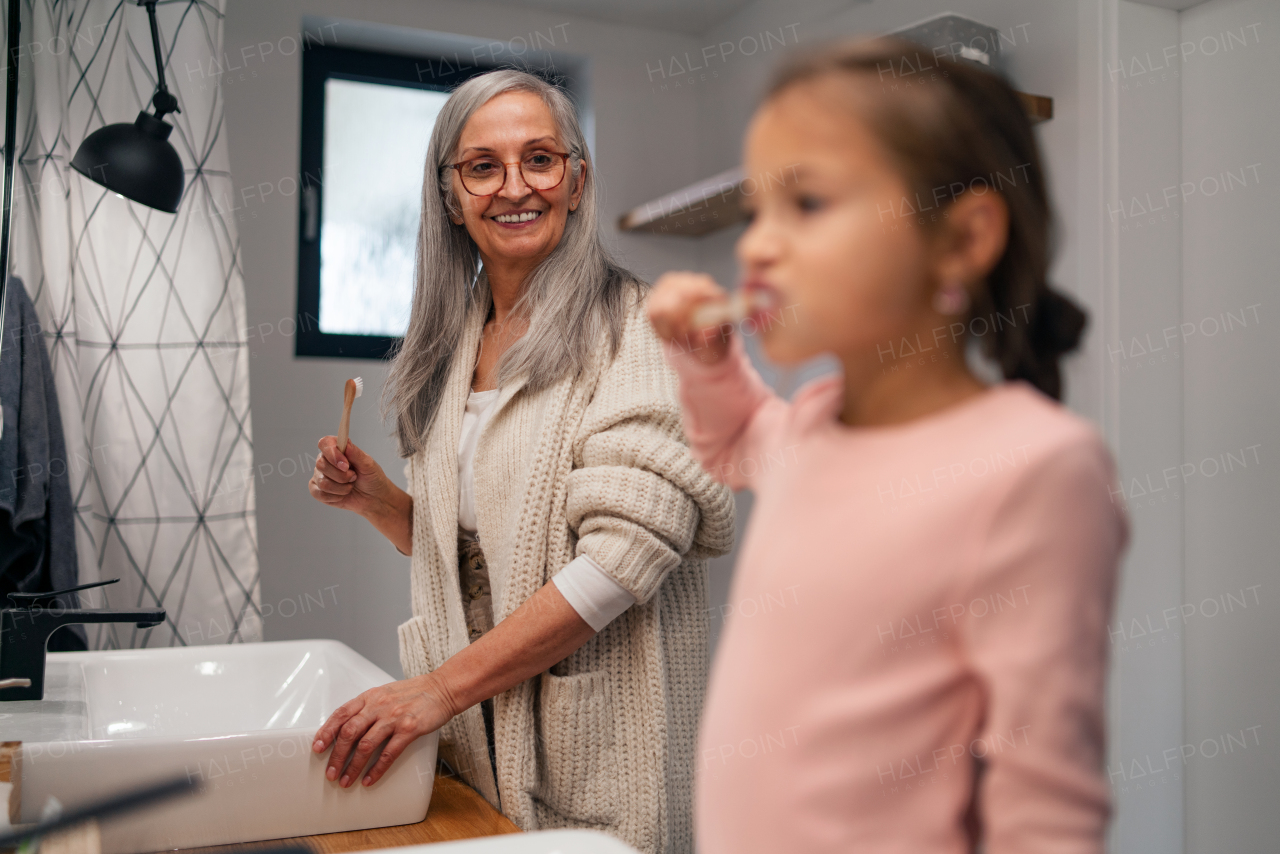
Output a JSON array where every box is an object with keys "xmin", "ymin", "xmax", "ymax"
[{"xmin": 767, "ymin": 36, "xmax": 1085, "ymax": 400}]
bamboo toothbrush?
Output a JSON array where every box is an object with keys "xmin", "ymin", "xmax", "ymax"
[{"xmin": 337, "ymin": 377, "xmax": 363, "ymax": 453}]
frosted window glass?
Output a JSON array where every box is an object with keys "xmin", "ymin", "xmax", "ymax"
[{"xmin": 319, "ymin": 79, "xmax": 450, "ymax": 336}]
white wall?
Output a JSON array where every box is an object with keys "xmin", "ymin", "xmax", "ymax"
[
  {"xmin": 1110, "ymin": 4, "xmax": 1185, "ymax": 851},
  {"xmin": 1178, "ymin": 0, "xmax": 1278, "ymax": 849},
  {"xmin": 1101, "ymin": 2, "xmax": 1279, "ymax": 849},
  {"xmin": 221, "ymin": 0, "xmax": 706, "ymax": 675}
]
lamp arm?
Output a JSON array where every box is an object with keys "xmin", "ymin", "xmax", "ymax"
[
  {"xmin": 139, "ymin": 0, "xmax": 179, "ymax": 119},
  {"xmin": 0, "ymin": 0, "xmax": 23, "ymax": 362}
]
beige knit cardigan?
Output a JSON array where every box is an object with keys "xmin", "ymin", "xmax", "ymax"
[{"xmin": 397, "ymin": 290, "xmax": 735, "ymax": 854}]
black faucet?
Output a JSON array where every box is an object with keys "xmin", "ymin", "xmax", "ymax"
[{"xmin": 0, "ymin": 579, "xmax": 166, "ymax": 701}]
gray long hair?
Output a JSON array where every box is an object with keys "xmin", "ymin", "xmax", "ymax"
[{"xmin": 384, "ymin": 69, "xmax": 640, "ymax": 457}]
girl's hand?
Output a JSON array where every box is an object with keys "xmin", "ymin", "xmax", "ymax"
[
  {"xmin": 309, "ymin": 437, "xmax": 391, "ymax": 517},
  {"xmin": 648, "ymin": 271, "xmax": 733, "ymax": 365},
  {"xmin": 312, "ymin": 674, "xmax": 456, "ymax": 788}
]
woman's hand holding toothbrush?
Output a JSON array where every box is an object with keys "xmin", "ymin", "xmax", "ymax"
[
  {"xmin": 310, "ymin": 437, "xmax": 413, "ymax": 555},
  {"xmin": 310, "ymin": 437, "xmax": 385, "ymax": 512},
  {"xmin": 310, "ymin": 377, "xmax": 413, "ymax": 553}
]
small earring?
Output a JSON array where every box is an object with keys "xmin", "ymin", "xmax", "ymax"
[{"xmin": 932, "ymin": 279, "xmax": 971, "ymax": 315}]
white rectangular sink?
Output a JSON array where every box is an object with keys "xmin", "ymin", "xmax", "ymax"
[{"xmin": 1, "ymin": 639, "xmax": 438, "ymax": 853}]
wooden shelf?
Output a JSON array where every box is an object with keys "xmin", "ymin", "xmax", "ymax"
[
  {"xmin": 1017, "ymin": 91, "xmax": 1053, "ymax": 124},
  {"xmin": 616, "ymin": 166, "xmax": 747, "ymax": 237},
  {"xmin": 618, "ymin": 92, "xmax": 1052, "ymax": 237}
]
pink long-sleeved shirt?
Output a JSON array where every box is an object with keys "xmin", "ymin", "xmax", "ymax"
[{"xmin": 670, "ymin": 335, "xmax": 1127, "ymax": 854}]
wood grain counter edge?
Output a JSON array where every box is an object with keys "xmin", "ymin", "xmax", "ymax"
[{"xmin": 171, "ymin": 768, "xmax": 520, "ymax": 854}]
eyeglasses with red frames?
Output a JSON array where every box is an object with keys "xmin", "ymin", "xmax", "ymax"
[{"xmin": 446, "ymin": 150, "xmax": 573, "ymax": 197}]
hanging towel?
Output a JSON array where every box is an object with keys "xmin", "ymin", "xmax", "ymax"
[{"xmin": 0, "ymin": 277, "xmax": 85, "ymax": 649}]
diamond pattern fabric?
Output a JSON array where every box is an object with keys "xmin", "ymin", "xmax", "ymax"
[{"xmin": 7, "ymin": 0, "xmax": 259, "ymax": 648}]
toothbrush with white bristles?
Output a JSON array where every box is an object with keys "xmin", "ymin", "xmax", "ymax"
[
  {"xmin": 690, "ymin": 289, "xmax": 777, "ymax": 330},
  {"xmin": 337, "ymin": 377, "xmax": 363, "ymax": 453}
]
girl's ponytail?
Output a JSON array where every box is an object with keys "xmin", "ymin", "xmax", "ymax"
[{"xmin": 1009, "ymin": 288, "xmax": 1087, "ymax": 400}]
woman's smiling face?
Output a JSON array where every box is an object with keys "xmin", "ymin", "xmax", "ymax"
[{"xmin": 449, "ymin": 90, "xmax": 584, "ymax": 270}]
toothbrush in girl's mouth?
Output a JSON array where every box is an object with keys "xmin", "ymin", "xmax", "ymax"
[
  {"xmin": 338, "ymin": 377, "xmax": 363, "ymax": 453},
  {"xmin": 691, "ymin": 287, "xmax": 779, "ymax": 330}
]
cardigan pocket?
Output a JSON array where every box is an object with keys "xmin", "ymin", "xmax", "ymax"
[{"xmin": 532, "ymin": 669, "xmax": 619, "ymax": 826}]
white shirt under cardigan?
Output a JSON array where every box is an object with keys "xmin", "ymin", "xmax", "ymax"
[{"xmin": 457, "ymin": 388, "xmax": 635, "ymax": 632}]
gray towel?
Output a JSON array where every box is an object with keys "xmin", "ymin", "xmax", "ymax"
[{"xmin": 0, "ymin": 276, "xmax": 85, "ymax": 648}]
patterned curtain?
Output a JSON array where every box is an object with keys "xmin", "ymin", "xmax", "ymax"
[{"xmin": 9, "ymin": 0, "xmax": 259, "ymax": 647}]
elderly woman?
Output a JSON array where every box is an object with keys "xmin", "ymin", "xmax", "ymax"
[{"xmin": 307, "ymin": 70, "xmax": 734, "ymax": 853}]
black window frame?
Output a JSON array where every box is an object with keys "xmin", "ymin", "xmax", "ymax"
[{"xmin": 295, "ymin": 45, "xmax": 497, "ymax": 359}]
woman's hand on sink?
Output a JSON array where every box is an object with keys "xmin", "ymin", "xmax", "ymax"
[
  {"xmin": 312, "ymin": 673, "xmax": 457, "ymax": 788},
  {"xmin": 313, "ymin": 582, "xmax": 596, "ymax": 789}
]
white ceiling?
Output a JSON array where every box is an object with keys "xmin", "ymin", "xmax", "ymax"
[{"xmin": 497, "ymin": 0, "xmax": 762, "ymax": 36}]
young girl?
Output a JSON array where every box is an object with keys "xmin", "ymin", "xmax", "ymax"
[{"xmin": 648, "ymin": 38, "xmax": 1128, "ymax": 854}]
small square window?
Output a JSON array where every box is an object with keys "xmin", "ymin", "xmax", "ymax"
[{"xmin": 296, "ymin": 45, "xmax": 501, "ymax": 359}]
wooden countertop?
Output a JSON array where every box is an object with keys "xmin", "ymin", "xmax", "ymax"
[{"xmin": 172, "ymin": 767, "xmax": 519, "ymax": 854}]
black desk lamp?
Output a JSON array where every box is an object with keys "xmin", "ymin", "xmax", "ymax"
[{"xmin": 70, "ymin": 0, "xmax": 184, "ymax": 213}]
